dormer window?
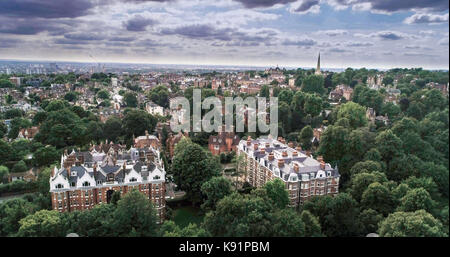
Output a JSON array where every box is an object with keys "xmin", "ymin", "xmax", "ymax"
[
  {"xmin": 153, "ymin": 175, "xmax": 160, "ymax": 180},
  {"xmin": 71, "ymin": 182, "xmax": 75, "ymax": 187},
  {"xmin": 55, "ymin": 184, "xmax": 64, "ymax": 189},
  {"xmin": 129, "ymin": 177, "xmax": 137, "ymax": 182},
  {"xmin": 82, "ymin": 181, "xmax": 90, "ymax": 187}
]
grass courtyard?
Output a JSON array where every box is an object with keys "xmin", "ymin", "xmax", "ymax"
[{"xmin": 172, "ymin": 206, "xmax": 204, "ymax": 228}]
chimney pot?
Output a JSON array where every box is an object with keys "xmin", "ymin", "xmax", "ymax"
[
  {"xmin": 293, "ymin": 163, "xmax": 299, "ymax": 172},
  {"xmin": 320, "ymin": 161, "xmax": 326, "ymax": 170},
  {"xmin": 268, "ymin": 153, "xmax": 274, "ymax": 161},
  {"xmin": 278, "ymin": 159, "xmax": 284, "ymax": 168},
  {"xmin": 282, "ymin": 151, "xmax": 288, "ymax": 157},
  {"xmin": 293, "ymin": 151, "xmax": 298, "ymax": 157},
  {"xmin": 260, "ymin": 148, "xmax": 265, "ymax": 154},
  {"xmin": 288, "ymin": 142, "xmax": 294, "ymax": 148}
]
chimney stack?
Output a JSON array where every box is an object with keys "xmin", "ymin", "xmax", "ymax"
[
  {"xmin": 306, "ymin": 150, "xmax": 311, "ymax": 157},
  {"xmin": 282, "ymin": 151, "xmax": 288, "ymax": 157},
  {"xmin": 253, "ymin": 143, "xmax": 258, "ymax": 151},
  {"xmin": 320, "ymin": 161, "xmax": 326, "ymax": 170},
  {"xmin": 293, "ymin": 163, "xmax": 299, "ymax": 172},
  {"xmin": 288, "ymin": 142, "xmax": 294, "ymax": 148},
  {"xmin": 296, "ymin": 146, "xmax": 302, "ymax": 152},
  {"xmin": 67, "ymin": 166, "xmax": 71, "ymax": 177},
  {"xmin": 278, "ymin": 159, "xmax": 284, "ymax": 168},
  {"xmin": 260, "ymin": 148, "xmax": 265, "ymax": 154},
  {"xmin": 268, "ymin": 152, "xmax": 274, "ymax": 161},
  {"xmin": 265, "ymin": 142, "xmax": 270, "ymax": 148},
  {"xmin": 292, "ymin": 151, "xmax": 298, "ymax": 157},
  {"xmin": 247, "ymin": 136, "xmax": 252, "ymax": 146},
  {"xmin": 317, "ymin": 155, "xmax": 323, "ymax": 163},
  {"xmin": 145, "ymin": 130, "xmax": 149, "ymax": 140}
]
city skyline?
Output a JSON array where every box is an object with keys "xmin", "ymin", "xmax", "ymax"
[{"xmin": 0, "ymin": 0, "xmax": 448, "ymax": 70}]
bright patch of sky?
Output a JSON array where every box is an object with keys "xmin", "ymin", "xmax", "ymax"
[{"xmin": 0, "ymin": 0, "xmax": 448, "ymax": 69}]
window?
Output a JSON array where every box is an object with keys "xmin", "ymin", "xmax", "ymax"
[
  {"xmin": 97, "ymin": 180, "xmax": 102, "ymax": 185},
  {"xmin": 129, "ymin": 177, "xmax": 137, "ymax": 182},
  {"xmin": 85, "ymin": 191, "xmax": 89, "ymax": 197},
  {"xmin": 70, "ymin": 182, "xmax": 75, "ymax": 187},
  {"xmin": 82, "ymin": 181, "xmax": 90, "ymax": 187},
  {"xmin": 56, "ymin": 184, "xmax": 64, "ymax": 189},
  {"xmin": 153, "ymin": 175, "xmax": 160, "ymax": 180}
]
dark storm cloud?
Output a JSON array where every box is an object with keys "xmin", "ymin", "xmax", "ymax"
[
  {"xmin": 234, "ymin": 0, "xmax": 297, "ymax": 8},
  {"xmin": 0, "ymin": 0, "xmax": 94, "ymax": 19},
  {"xmin": 124, "ymin": 15, "xmax": 159, "ymax": 31},
  {"xmin": 291, "ymin": 0, "xmax": 319, "ymax": 12},
  {"xmin": 0, "ymin": 18, "xmax": 68, "ymax": 35},
  {"xmin": 160, "ymin": 24, "xmax": 234, "ymax": 41},
  {"xmin": 282, "ymin": 38, "xmax": 317, "ymax": 46}
]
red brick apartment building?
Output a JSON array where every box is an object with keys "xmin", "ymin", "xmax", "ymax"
[
  {"xmin": 50, "ymin": 138, "xmax": 166, "ymax": 223},
  {"xmin": 237, "ymin": 136, "xmax": 340, "ymax": 207}
]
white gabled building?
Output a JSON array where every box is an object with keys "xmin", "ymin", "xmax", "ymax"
[{"xmin": 50, "ymin": 143, "xmax": 167, "ymax": 223}]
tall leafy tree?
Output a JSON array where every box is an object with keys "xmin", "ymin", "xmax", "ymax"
[{"xmin": 172, "ymin": 139, "xmax": 221, "ymax": 205}]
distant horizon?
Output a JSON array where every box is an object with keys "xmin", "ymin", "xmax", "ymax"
[{"xmin": 1, "ymin": 58, "xmax": 448, "ymax": 72}]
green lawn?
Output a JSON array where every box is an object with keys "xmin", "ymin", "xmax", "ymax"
[{"xmin": 172, "ymin": 206, "xmax": 204, "ymax": 228}]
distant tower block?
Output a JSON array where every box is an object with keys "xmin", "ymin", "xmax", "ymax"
[{"xmin": 315, "ymin": 52, "xmax": 322, "ymax": 75}]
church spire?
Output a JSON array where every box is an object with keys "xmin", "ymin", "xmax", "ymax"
[{"xmin": 315, "ymin": 52, "xmax": 321, "ymax": 75}]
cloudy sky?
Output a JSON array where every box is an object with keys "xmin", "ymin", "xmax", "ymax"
[{"xmin": 0, "ymin": 0, "xmax": 448, "ymax": 69}]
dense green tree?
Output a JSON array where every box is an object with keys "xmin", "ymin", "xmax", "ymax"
[
  {"xmin": 304, "ymin": 93, "xmax": 323, "ymax": 117},
  {"xmin": 0, "ymin": 165, "xmax": 9, "ymax": 183},
  {"xmin": 261, "ymin": 178, "xmax": 289, "ymax": 209},
  {"xmin": 299, "ymin": 125, "xmax": 313, "ymax": 150},
  {"xmin": 33, "ymin": 146, "xmax": 59, "ymax": 167},
  {"xmin": 62, "ymin": 203, "xmax": 115, "ymax": 237},
  {"xmin": 303, "ymin": 193, "xmax": 361, "ymax": 237},
  {"xmin": 203, "ymin": 192, "xmax": 276, "ymax": 237},
  {"xmin": 358, "ymin": 209, "xmax": 383, "ymax": 236},
  {"xmin": 271, "ymin": 209, "xmax": 306, "ymax": 237},
  {"xmin": 397, "ymin": 188, "xmax": 435, "ymax": 213},
  {"xmin": 113, "ymin": 189, "xmax": 158, "ymax": 237},
  {"xmin": 201, "ymin": 176, "xmax": 233, "ymax": 211},
  {"xmin": 0, "ymin": 198, "xmax": 36, "ymax": 236},
  {"xmin": 103, "ymin": 117, "xmax": 122, "ymax": 142},
  {"xmin": 17, "ymin": 210, "xmax": 64, "ymax": 237},
  {"xmin": 349, "ymin": 172, "xmax": 388, "ymax": 202},
  {"xmin": 97, "ymin": 89, "xmax": 110, "ymax": 100},
  {"xmin": 336, "ymin": 102, "xmax": 367, "ymax": 129},
  {"xmin": 123, "ymin": 92, "xmax": 138, "ymax": 108},
  {"xmin": 122, "ymin": 109, "xmax": 157, "ymax": 140},
  {"xmin": 64, "ymin": 92, "xmax": 78, "ymax": 102},
  {"xmin": 159, "ymin": 221, "xmax": 209, "ymax": 237},
  {"xmin": 361, "ymin": 182, "xmax": 395, "ymax": 215},
  {"xmin": 300, "ymin": 210, "xmax": 322, "ymax": 237},
  {"xmin": 260, "ymin": 85, "xmax": 270, "ymax": 98},
  {"xmin": 172, "ymin": 139, "xmax": 221, "ymax": 205},
  {"xmin": 148, "ymin": 85, "xmax": 170, "ymax": 108},
  {"xmin": 375, "ymin": 130, "xmax": 403, "ymax": 164},
  {"xmin": 378, "ymin": 210, "xmax": 447, "ymax": 237},
  {"xmin": 302, "ymin": 75, "xmax": 325, "ymax": 95},
  {"xmin": 11, "ymin": 160, "xmax": 28, "ymax": 174}
]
